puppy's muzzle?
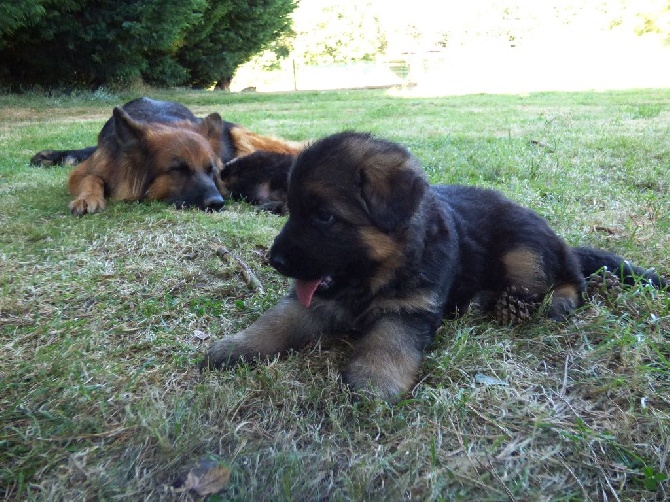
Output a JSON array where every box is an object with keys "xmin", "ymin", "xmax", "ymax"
[{"xmin": 269, "ymin": 249, "xmax": 290, "ymax": 276}]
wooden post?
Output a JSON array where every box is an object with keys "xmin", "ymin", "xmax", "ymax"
[{"xmin": 293, "ymin": 59, "xmax": 298, "ymax": 91}]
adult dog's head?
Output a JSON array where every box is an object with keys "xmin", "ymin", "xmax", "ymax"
[
  {"xmin": 110, "ymin": 107, "xmax": 226, "ymax": 211},
  {"xmin": 269, "ymin": 132, "xmax": 428, "ymax": 307}
]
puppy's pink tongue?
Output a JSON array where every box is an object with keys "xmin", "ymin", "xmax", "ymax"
[{"xmin": 295, "ymin": 279, "xmax": 321, "ymax": 308}]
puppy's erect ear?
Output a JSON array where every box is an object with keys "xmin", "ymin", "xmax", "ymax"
[
  {"xmin": 197, "ymin": 113, "xmax": 225, "ymax": 157},
  {"xmin": 359, "ymin": 149, "xmax": 427, "ymax": 233},
  {"xmin": 112, "ymin": 106, "xmax": 145, "ymax": 146}
]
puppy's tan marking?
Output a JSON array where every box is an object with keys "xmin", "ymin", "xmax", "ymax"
[
  {"xmin": 358, "ymin": 227, "xmax": 405, "ymax": 292},
  {"xmin": 502, "ymin": 247, "xmax": 547, "ymax": 294},
  {"xmin": 549, "ymin": 283, "xmax": 582, "ymax": 320},
  {"xmin": 371, "ymin": 290, "xmax": 439, "ymax": 315},
  {"xmin": 254, "ymin": 182, "xmax": 271, "ymax": 203}
]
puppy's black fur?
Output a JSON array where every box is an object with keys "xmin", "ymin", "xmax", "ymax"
[
  {"xmin": 220, "ymin": 151, "xmax": 294, "ymax": 214},
  {"xmin": 202, "ymin": 132, "xmax": 667, "ymax": 400}
]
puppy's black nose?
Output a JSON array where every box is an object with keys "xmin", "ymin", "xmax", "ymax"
[{"xmin": 269, "ymin": 250, "xmax": 288, "ymax": 274}]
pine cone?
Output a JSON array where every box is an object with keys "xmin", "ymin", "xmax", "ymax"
[
  {"xmin": 493, "ymin": 286, "xmax": 541, "ymax": 325},
  {"xmin": 585, "ymin": 268, "xmax": 623, "ymax": 302}
]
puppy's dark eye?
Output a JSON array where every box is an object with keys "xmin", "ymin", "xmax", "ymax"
[{"xmin": 312, "ymin": 210, "xmax": 335, "ymax": 226}]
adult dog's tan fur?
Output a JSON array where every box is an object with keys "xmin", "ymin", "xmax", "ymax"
[{"xmin": 31, "ymin": 97, "xmax": 305, "ymax": 215}]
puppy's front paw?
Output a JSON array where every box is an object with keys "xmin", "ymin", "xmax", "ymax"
[
  {"xmin": 199, "ymin": 337, "xmax": 251, "ymax": 371},
  {"xmin": 342, "ymin": 358, "xmax": 415, "ymax": 402}
]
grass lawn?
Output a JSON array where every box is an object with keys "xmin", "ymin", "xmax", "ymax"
[{"xmin": 1, "ymin": 87, "xmax": 669, "ymax": 500}]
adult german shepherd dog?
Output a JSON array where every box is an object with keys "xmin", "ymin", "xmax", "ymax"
[
  {"xmin": 31, "ymin": 97, "xmax": 303, "ymax": 215},
  {"xmin": 201, "ymin": 132, "xmax": 667, "ymax": 400}
]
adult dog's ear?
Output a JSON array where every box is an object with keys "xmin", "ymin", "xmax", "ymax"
[
  {"xmin": 112, "ymin": 107, "xmax": 145, "ymax": 146},
  {"xmin": 360, "ymin": 151, "xmax": 427, "ymax": 233},
  {"xmin": 197, "ymin": 112, "xmax": 225, "ymax": 157}
]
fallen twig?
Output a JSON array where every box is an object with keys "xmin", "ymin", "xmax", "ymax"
[
  {"xmin": 215, "ymin": 246, "xmax": 265, "ymax": 294},
  {"xmin": 529, "ymin": 139, "xmax": 555, "ymax": 153}
]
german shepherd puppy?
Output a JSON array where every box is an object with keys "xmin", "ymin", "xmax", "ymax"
[
  {"xmin": 220, "ymin": 151, "xmax": 294, "ymax": 214},
  {"xmin": 201, "ymin": 132, "xmax": 667, "ymax": 400},
  {"xmin": 30, "ymin": 97, "xmax": 304, "ymax": 215}
]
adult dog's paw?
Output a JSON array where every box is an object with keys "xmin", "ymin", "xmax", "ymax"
[
  {"xmin": 30, "ymin": 150, "xmax": 58, "ymax": 166},
  {"xmin": 69, "ymin": 195, "xmax": 106, "ymax": 216}
]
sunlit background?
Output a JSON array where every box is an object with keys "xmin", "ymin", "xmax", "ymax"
[{"xmin": 232, "ymin": 0, "xmax": 670, "ymax": 95}]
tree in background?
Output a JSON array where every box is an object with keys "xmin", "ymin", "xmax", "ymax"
[
  {"xmin": 290, "ymin": 1, "xmax": 387, "ymax": 65},
  {"xmin": 175, "ymin": 0, "xmax": 296, "ymax": 89},
  {"xmin": 0, "ymin": 0, "xmax": 296, "ymax": 90},
  {"xmin": 0, "ymin": 0, "xmax": 47, "ymax": 46},
  {"xmin": 631, "ymin": 0, "xmax": 670, "ymax": 44},
  {"xmin": 0, "ymin": 0, "xmax": 204, "ymax": 88},
  {"xmin": 243, "ymin": 0, "xmax": 670, "ymax": 73}
]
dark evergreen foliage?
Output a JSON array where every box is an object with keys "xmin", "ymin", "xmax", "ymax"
[
  {"xmin": 176, "ymin": 0, "xmax": 296, "ymax": 88},
  {"xmin": 0, "ymin": 0, "xmax": 296, "ymax": 89}
]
